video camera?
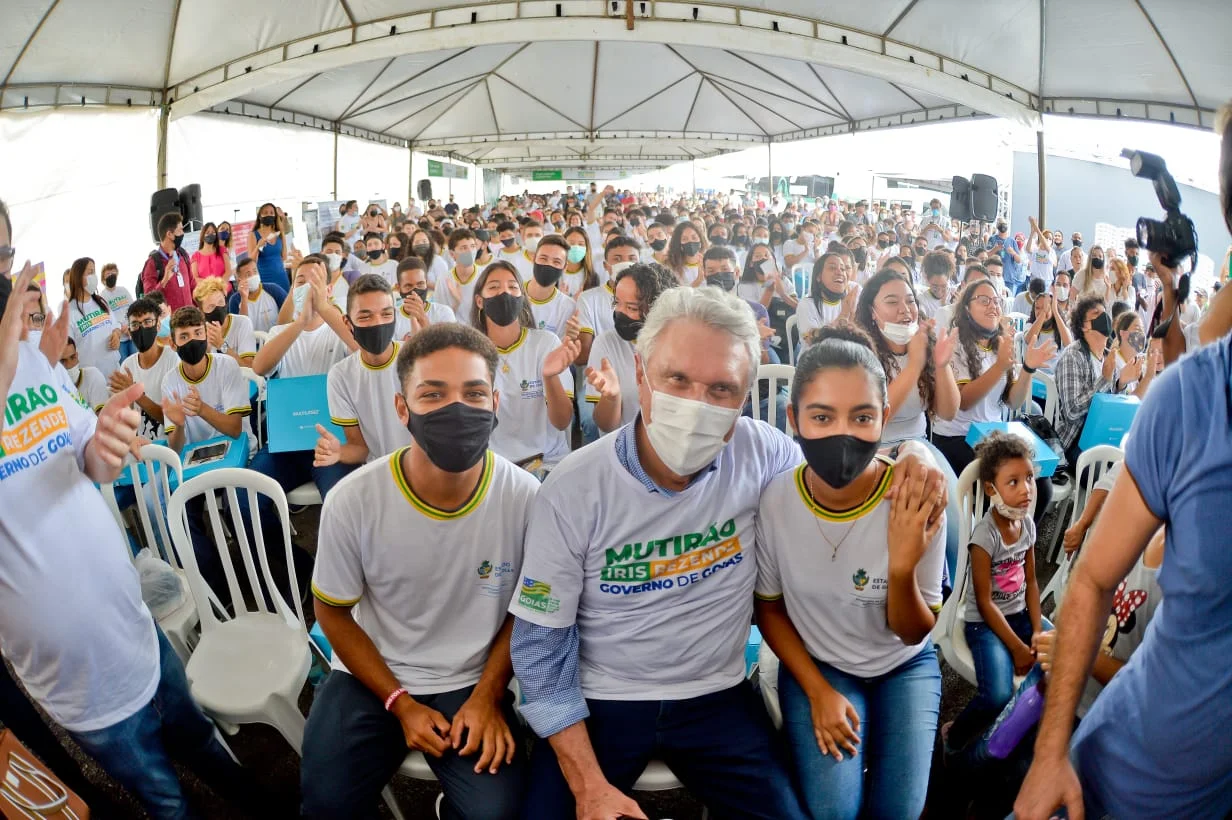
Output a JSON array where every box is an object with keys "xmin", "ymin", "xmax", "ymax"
[{"xmin": 1123, "ymin": 149, "xmax": 1198, "ymax": 336}]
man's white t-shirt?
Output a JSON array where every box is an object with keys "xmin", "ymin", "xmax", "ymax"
[
  {"xmin": 243, "ymin": 286, "xmax": 281, "ymax": 334},
  {"xmin": 527, "ymin": 288, "xmax": 577, "ymax": 339},
  {"xmin": 491, "ymin": 328, "xmax": 573, "ymax": 467},
  {"xmin": 264, "ymin": 323, "xmax": 349, "ymax": 378},
  {"xmin": 221, "ymin": 314, "xmax": 258, "ymax": 362},
  {"xmin": 0, "ymin": 344, "xmax": 159, "ymax": 732},
  {"xmin": 393, "ymin": 302, "xmax": 458, "ymax": 341},
  {"xmin": 327, "ymin": 343, "xmax": 412, "ymax": 462},
  {"xmin": 363, "ymin": 259, "xmax": 399, "ymax": 288},
  {"xmin": 510, "ymin": 417, "xmax": 800, "ymax": 700},
  {"xmin": 313, "ymin": 450, "xmax": 538, "ymax": 694},
  {"xmin": 427, "ymin": 256, "xmax": 450, "ymax": 289},
  {"xmin": 73, "ymin": 366, "xmax": 110, "ymax": 413},
  {"xmin": 577, "ymin": 284, "xmax": 616, "ymax": 339},
  {"xmin": 755, "ymin": 459, "xmax": 945, "ymax": 677},
  {"xmin": 121, "ymin": 346, "xmax": 180, "ymax": 439},
  {"xmin": 933, "ymin": 345, "xmax": 1013, "ymax": 437},
  {"xmin": 917, "ymin": 290, "xmax": 944, "ymax": 321},
  {"xmin": 67, "ymin": 299, "xmax": 122, "ymax": 376},
  {"xmin": 161, "ymin": 353, "xmax": 253, "ymax": 448},
  {"xmin": 584, "ymin": 331, "xmax": 639, "ymax": 430},
  {"xmin": 1029, "ymin": 247, "xmax": 1057, "ymax": 285}
]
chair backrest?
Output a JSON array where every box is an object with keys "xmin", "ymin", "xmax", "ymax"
[
  {"xmin": 1006, "ymin": 312, "xmax": 1030, "ymax": 333},
  {"xmin": 1035, "ymin": 371, "xmax": 1058, "ymax": 428},
  {"xmin": 1071, "ymin": 445, "xmax": 1124, "ymax": 525},
  {"xmin": 253, "ymin": 330, "xmax": 270, "ymax": 349},
  {"xmin": 933, "ymin": 458, "xmax": 985, "ymax": 644},
  {"xmin": 751, "ymin": 363, "xmax": 795, "ymax": 431},
  {"xmin": 239, "ymin": 366, "xmax": 266, "ymax": 449},
  {"xmin": 166, "ymin": 468, "xmax": 306, "ymax": 634},
  {"xmin": 785, "ymin": 315, "xmax": 799, "ymax": 365},
  {"xmin": 127, "ymin": 444, "xmax": 185, "ymax": 566}
]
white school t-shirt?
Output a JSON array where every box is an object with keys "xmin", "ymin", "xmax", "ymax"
[
  {"xmin": 99, "ymin": 286, "xmax": 133, "ymax": 328},
  {"xmin": 327, "ymin": 343, "xmax": 412, "ymax": 462},
  {"xmin": 67, "ymin": 299, "xmax": 122, "ymax": 376},
  {"xmin": 244, "ymin": 286, "xmax": 281, "ymax": 334},
  {"xmin": 577, "ymin": 284, "xmax": 616, "ymax": 339},
  {"xmin": 527, "ymin": 288, "xmax": 577, "ymax": 339},
  {"xmin": 510, "ymin": 417, "xmax": 801, "ymax": 700},
  {"xmin": 755, "ymin": 459, "xmax": 945, "ymax": 677},
  {"xmin": 161, "ymin": 353, "xmax": 253, "ymax": 448},
  {"xmin": 882, "ymin": 353, "xmax": 928, "ymax": 444},
  {"xmin": 434, "ymin": 268, "xmax": 481, "ymax": 326},
  {"xmin": 917, "ymin": 290, "xmax": 944, "ymax": 322},
  {"xmin": 503, "ymin": 248, "xmax": 535, "ymax": 283},
  {"xmin": 1029, "ymin": 247, "xmax": 1057, "ymax": 285},
  {"xmin": 0, "ymin": 344, "xmax": 159, "ymax": 732},
  {"xmin": 675, "ymin": 262, "xmax": 702, "ymax": 287},
  {"xmin": 963, "ymin": 513, "xmax": 1036, "ymax": 621},
  {"xmin": 491, "ymin": 328, "xmax": 574, "ymax": 467},
  {"xmin": 393, "ymin": 302, "xmax": 458, "ymax": 341},
  {"xmin": 364, "ymin": 259, "xmax": 399, "ymax": 288},
  {"xmin": 932, "ymin": 345, "xmax": 1013, "ymax": 438},
  {"xmin": 427, "ymin": 256, "xmax": 450, "ymax": 289},
  {"xmin": 560, "ymin": 268, "xmax": 588, "ymax": 298},
  {"xmin": 221, "ymin": 313, "xmax": 258, "ymax": 362},
  {"xmin": 313, "ymin": 450, "xmax": 538, "ymax": 694},
  {"xmin": 795, "ymin": 296, "xmax": 842, "ymax": 340},
  {"xmin": 121, "ymin": 346, "xmax": 180, "ymax": 439},
  {"xmin": 584, "ymin": 331, "xmax": 639, "ymax": 429},
  {"xmin": 264, "ymin": 322, "xmax": 349, "ymax": 378},
  {"xmin": 73, "ymin": 366, "xmax": 110, "ymax": 413}
]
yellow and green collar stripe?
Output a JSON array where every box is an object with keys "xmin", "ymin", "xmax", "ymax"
[
  {"xmin": 390, "ymin": 447, "xmax": 493, "ymax": 520},
  {"xmin": 795, "ymin": 456, "xmax": 894, "ymax": 522}
]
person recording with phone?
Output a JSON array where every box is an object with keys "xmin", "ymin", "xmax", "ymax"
[{"xmin": 1015, "ymin": 100, "xmax": 1232, "ymax": 820}]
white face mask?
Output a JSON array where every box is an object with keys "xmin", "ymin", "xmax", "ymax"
[
  {"xmin": 642, "ymin": 363, "xmax": 741, "ymax": 476},
  {"xmin": 991, "ymin": 490, "xmax": 1030, "ymax": 521},
  {"xmin": 523, "ymin": 237, "xmax": 540, "ymax": 253},
  {"xmin": 1054, "ymin": 286, "xmax": 1069, "ymax": 302},
  {"xmin": 881, "ymin": 321, "xmax": 918, "ymax": 345},
  {"xmin": 65, "ymin": 364, "xmax": 80, "ymax": 382},
  {"xmin": 324, "ymin": 253, "xmax": 342, "ymax": 273},
  {"xmin": 292, "ymin": 283, "xmax": 311, "ymax": 315},
  {"xmin": 85, "ymin": 274, "xmax": 98, "ymax": 294},
  {"xmin": 609, "ymin": 261, "xmax": 635, "ymax": 279},
  {"xmin": 26, "ymin": 330, "xmax": 42, "ymax": 348}
]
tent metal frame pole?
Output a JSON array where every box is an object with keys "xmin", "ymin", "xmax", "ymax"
[
  {"xmin": 332, "ymin": 126, "xmax": 339, "ymax": 200},
  {"xmin": 766, "ymin": 142, "xmax": 772, "ymax": 205},
  {"xmin": 408, "ymin": 142, "xmax": 415, "ymax": 206},
  {"xmin": 1037, "ymin": 129, "xmax": 1046, "ymax": 228},
  {"xmin": 156, "ymin": 104, "xmax": 169, "ymax": 189}
]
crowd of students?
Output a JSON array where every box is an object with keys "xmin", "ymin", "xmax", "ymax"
[{"xmin": 1, "ymin": 118, "xmax": 1231, "ymax": 820}]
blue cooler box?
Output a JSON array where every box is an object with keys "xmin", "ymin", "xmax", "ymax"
[
  {"xmin": 966, "ymin": 421, "xmax": 1059, "ymax": 478},
  {"xmin": 1077, "ymin": 393, "xmax": 1140, "ymax": 451}
]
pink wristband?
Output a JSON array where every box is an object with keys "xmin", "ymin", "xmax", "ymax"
[{"xmin": 384, "ymin": 687, "xmax": 408, "ymax": 712}]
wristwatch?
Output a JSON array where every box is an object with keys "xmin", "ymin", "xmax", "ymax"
[{"xmin": 219, "ymin": 341, "xmax": 231, "ymax": 354}]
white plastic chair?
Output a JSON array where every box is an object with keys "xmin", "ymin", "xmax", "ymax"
[
  {"xmin": 239, "ymin": 367, "xmax": 266, "ymax": 451},
  {"xmin": 1033, "ymin": 371, "xmax": 1059, "ymax": 429},
  {"xmin": 252, "ymin": 330, "xmax": 270, "ymax": 349},
  {"xmin": 751, "ymin": 363, "xmax": 795, "ymax": 432},
  {"xmin": 931, "ymin": 459, "xmax": 985, "ymax": 685},
  {"xmin": 1040, "ymin": 445, "xmax": 1124, "ymax": 611},
  {"xmin": 757, "ymin": 640, "xmax": 783, "ymax": 730},
  {"xmin": 287, "ymin": 482, "xmax": 324, "ymax": 507},
  {"xmin": 166, "ymin": 468, "xmax": 312, "ymax": 755},
  {"xmin": 1006, "ymin": 311, "xmax": 1030, "ymax": 333},
  {"xmin": 785, "ymin": 315, "xmax": 799, "ymax": 365}
]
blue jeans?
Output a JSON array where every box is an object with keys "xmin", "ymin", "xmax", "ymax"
[
  {"xmin": 950, "ymin": 611, "xmax": 1052, "ymax": 749},
  {"xmin": 578, "ymin": 395, "xmax": 601, "ymax": 445},
  {"xmin": 522, "ymin": 681, "xmax": 808, "ymax": 820},
  {"xmin": 72, "ymin": 627, "xmax": 251, "ymax": 819},
  {"xmin": 302, "ymin": 671, "xmax": 525, "ymax": 819},
  {"xmin": 780, "ymin": 647, "xmax": 940, "ymax": 820}
]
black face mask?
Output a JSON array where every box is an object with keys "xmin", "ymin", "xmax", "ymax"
[
  {"xmin": 1126, "ymin": 254, "xmax": 1138, "ymax": 266},
  {"xmin": 203, "ymin": 234, "xmax": 217, "ymax": 245},
  {"xmin": 351, "ymin": 320, "xmax": 395, "ymax": 355},
  {"xmin": 482, "ymin": 293, "xmax": 523, "ymax": 326},
  {"xmin": 219, "ymin": 231, "xmax": 231, "ymax": 243},
  {"xmin": 500, "ymin": 237, "xmax": 516, "ymax": 248},
  {"xmin": 1090, "ymin": 257, "xmax": 1104, "ymax": 270},
  {"xmin": 131, "ymin": 325, "xmax": 158, "ymax": 353},
  {"xmin": 205, "ymin": 306, "xmax": 228, "ymax": 325},
  {"xmin": 852, "ymin": 248, "xmax": 867, "ymax": 266},
  {"xmin": 771, "ymin": 231, "xmax": 783, "ymax": 242},
  {"xmin": 410, "ymin": 287, "xmax": 429, "ymax": 304},
  {"xmin": 877, "ymin": 239, "xmax": 890, "ymax": 249},
  {"xmin": 681, "ymin": 241, "xmax": 702, "ymax": 257},
  {"xmin": 175, "ymin": 339, "xmax": 208, "ymax": 366},
  {"xmin": 104, "ymin": 274, "xmax": 118, "ymax": 289},
  {"xmin": 413, "ymin": 243, "xmax": 431, "ymax": 258},
  {"xmin": 613, "ymin": 310, "xmax": 643, "ymax": 342},
  {"xmin": 974, "ymin": 319, "xmax": 1002, "ymax": 339},
  {"xmin": 1089, "ymin": 311, "xmax": 1112, "ymax": 339},
  {"xmin": 815, "ymin": 282, "xmax": 845, "ymax": 303},
  {"xmin": 650, "ymin": 238, "xmax": 667, "ymax": 252},
  {"xmin": 367, "ymin": 249, "xmax": 385, "ymax": 262},
  {"xmin": 705, "ymin": 273, "xmax": 736, "ymax": 291},
  {"xmin": 1073, "ymin": 239, "xmax": 1082, "ymax": 247},
  {"xmin": 710, "ymin": 236, "xmax": 727, "ymax": 247},
  {"xmin": 388, "ymin": 247, "xmax": 404, "ymax": 261},
  {"xmin": 173, "ymin": 234, "xmax": 184, "ymax": 249},
  {"xmin": 355, "ymin": 247, "xmax": 368, "ymax": 260},
  {"xmin": 407, "ymin": 402, "xmax": 496, "ymax": 473},
  {"xmin": 475, "ymin": 229, "xmax": 491, "ymax": 242},
  {"xmin": 797, "ymin": 434, "xmax": 880, "ymax": 490},
  {"xmin": 532, "ymin": 263, "xmax": 564, "ymax": 287},
  {"xmin": 261, "ymin": 215, "xmax": 277, "ymax": 227}
]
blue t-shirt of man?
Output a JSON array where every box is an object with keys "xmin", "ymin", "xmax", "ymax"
[{"xmin": 1071, "ymin": 333, "xmax": 1232, "ymax": 818}]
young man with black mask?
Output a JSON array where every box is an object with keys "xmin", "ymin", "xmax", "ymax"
[
  {"xmin": 302, "ymin": 323, "xmax": 537, "ymax": 820},
  {"xmin": 109, "ymin": 296, "xmax": 179, "ymax": 439},
  {"xmin": 523, "ymin": 234, "xmax": 579, "ymax": 339},
  {"xmin": 315, "ymin": 274, "xmax": 412, "ymax": 473}
]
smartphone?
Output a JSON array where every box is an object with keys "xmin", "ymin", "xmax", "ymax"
[{"xmin": 186, "ymin": 442, "xmax": 229, "ymax": 467}]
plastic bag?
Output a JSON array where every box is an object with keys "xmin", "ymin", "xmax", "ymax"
[{"xmin": 134, "ymin": 548, "xmax": 186, "ymax": 619}]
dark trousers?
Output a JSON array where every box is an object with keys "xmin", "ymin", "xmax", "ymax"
[
  {"xmin": 521, "ymin": 681, "xmax": 808, "ymax": 820},
  {"xmin": 932, "ymin": 434, "xmax": 1054, "ymax": 531},
  {"xmin": 301, "ymin": 671, "xmax": 526, "ymax": 820}
]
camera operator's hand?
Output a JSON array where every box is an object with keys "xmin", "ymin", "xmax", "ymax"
[{"xmin": 1149, "ymin": 252, "xmax": 1179, "ymax": 290}]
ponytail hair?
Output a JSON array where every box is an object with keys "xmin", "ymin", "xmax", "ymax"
[{"xmin": 790, "ymin": 320, "xmax": 887, "ymax": 411}]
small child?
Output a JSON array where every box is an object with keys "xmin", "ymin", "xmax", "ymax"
[{"xmin": 948, "ymin": 431, "xmax": 1046, "ymax": 750}]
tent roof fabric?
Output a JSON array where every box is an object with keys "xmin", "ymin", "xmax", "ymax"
[{"xmin": 1, "ymin": 1, "xmax": 1227, "ymax": 170}]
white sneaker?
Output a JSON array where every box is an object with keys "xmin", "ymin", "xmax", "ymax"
[{"xmin": 435, "ymin": 792, "xmax": 444, "ymax": 819}]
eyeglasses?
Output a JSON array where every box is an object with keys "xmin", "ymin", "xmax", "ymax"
[
  {"xmin": 130, "ymin": 318, "xmax": 158, "ymax": 331},
  {"xmin": 0, "ymin": 246, "xmax": 15, "ymax": 261},
  {"xmin": 971, "ymin": 295, "xmax": 1001, "ymax": 309},
  {"xmin": 27, "ymin": 312, "xmax": 45, "ymax": 327}
]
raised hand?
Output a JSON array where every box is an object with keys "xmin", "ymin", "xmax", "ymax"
[
  {"xmin": 543, "ymin": 336, "xmax": 582, "ymax": 379},
  {"xmin": 563, "ymin": 309, "xmax": 581, "ymax": 342},
  {"xmin": 108, "ymin": 366, "xmax": 136, "ymax": 395},
  {"xmin": 313, "ymin": 423, "xmax": 341, "ymax": 467},
  {"xmin": 91, "ymin": 383, "xmax": 145, "ymax": 473},
  {"xmin": 161, "ymin": 392, "xmax": 186, "ymax": 428},
  {"xmin": 205, "ymin": 321, "xmax": 225, "ymax": 351},
  {"xmin": 0, "ymin": 262, "xmax": 42, "ymax": 406},
  {"xmin": 932, "ymin": 324, "xmax": 959, "ymax": 369},
  {"xmin": 585, "ymin": 358, "xmax": 621, "ymax": 400},
  {"xmin": 1024, "ymin": 337, "xmax": 1057, "ymax": 371},
  {"xmin": 40, "ymin": 301, "xmax": 71, "ymax": 370},
  {"xmin": 182, "ymin": 386, "xmax": 203, "ymax": 417}
]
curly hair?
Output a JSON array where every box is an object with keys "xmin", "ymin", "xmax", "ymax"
[
  {"xmin": 974, "ymin": 430, "xmax": 1035, "ymax": 486},
  {"xmin": 854, "ymin": 269, "xmax": 936, "ymax": 412},
  {"xmin": 614, "ymin": 262, "xmax": 677, "ymax": 317},
  {"xmin": 1069, "ymin": 295, "xmax": 1106, "ymax": 352},
  {"xmin": 953, "ymin": 279, "xmax": 1011, "ymax": 404}
]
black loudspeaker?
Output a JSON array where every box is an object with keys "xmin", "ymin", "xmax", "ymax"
[
  {"xmin": 150, "ymin": 188, "xmax": 180, "ymax": 242},
  {"xmin": 950, "ymin": 176, "xmax": 973, "ymax": 222},
  {"xmin": 178, "ymin": 184, "xmax": 202, "ymax": 230},
  {"xmin": 971, "ymin": 174, "xmax": 999, "ymax": 222},
  {"xmin": 418, "ymin": 179, "xmax": 432, "ymax": 201}
]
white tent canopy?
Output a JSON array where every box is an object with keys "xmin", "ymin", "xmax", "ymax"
[{"xmin": 3, "ymin": 0, "xmax": 1228, "ymax": 173}]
